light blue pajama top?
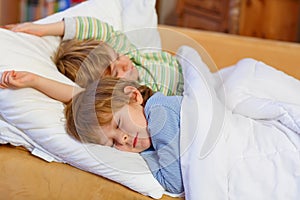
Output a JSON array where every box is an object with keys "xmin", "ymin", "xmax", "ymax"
[{"xmin": 141, "ymin": 92, "xmax": 184, "ymax": 194}]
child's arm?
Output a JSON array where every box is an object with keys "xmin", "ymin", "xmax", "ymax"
[
  {"xmin": 3, "ymin": 21, "xmax": 64, "ymax": 37},
  {"xmin": 63, "ymin": 16, "xmax": 136, "ymax": 55},
  {"xmin": 3, "ymin": 16, "xmax": 114, "ymax": 42},
  {"xmin": 0, "ymin": 71, "xmax": 82, "ymax": 103},
  {"xmin": 4, "ymin": 16, "xmax": 134, "ymax": 53},
  {"xmin": 62, "ymin": 17, "xmax": 115, "ymax": 41}
]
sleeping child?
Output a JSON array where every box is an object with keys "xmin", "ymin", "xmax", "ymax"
[
  {"xmin": 0, "ymin": 72, "xmax": 184, "ymax": 194},
  {"xmin": 4, "ymin": 16, "xmax": 184, "ymax": 96}
]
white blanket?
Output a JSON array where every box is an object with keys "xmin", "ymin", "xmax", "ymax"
[{"xmin": 178, "ymin": 48, "xmax": 300, "ymax": 200}]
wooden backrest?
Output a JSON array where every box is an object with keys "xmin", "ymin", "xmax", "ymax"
[{"xmin": 158, "ymin": 25, "xmax": 300, "ymax": 80}]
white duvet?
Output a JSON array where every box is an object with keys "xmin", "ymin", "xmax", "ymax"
[{"xmin": 178, "ymin": 47, "xmax": 300, "ymax": 200}]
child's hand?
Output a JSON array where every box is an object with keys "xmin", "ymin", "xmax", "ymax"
[
  {"xmin": 2, "ymin": 23, "xmax": 47, "ymax": 37},
  {"xmin": 0, "ymin": 70, "xmax": 37, "ymax": 89}
]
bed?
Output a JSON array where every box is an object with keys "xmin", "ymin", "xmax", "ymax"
[{"xmin": 1, "ymin": 1, "xmax": 300, "ymax": 200}]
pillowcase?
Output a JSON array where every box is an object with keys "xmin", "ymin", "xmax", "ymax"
[
  {"xmin": 120, "ymin": 0, "xmax": 161, "ymax": 50},
  {"xmin": 36, "ymin": 0, "xmax": 123, "ymax": 30},
  {"xmin": 0, "ymin": 0, "xmax": 166, "ymax": 199}
]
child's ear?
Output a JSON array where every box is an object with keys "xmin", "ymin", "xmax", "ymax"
[{"xmin": 124, "ymin": 86, "xmax": 143, "ymax": 104}]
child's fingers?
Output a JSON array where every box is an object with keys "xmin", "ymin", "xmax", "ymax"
[
  {"xmin": 0, "ymin": 71, "xmax": 8, "ymax": 83},
  {"xmin": 1, "ymin": 24, "xmax": 17, "ymax": 30},
  {"xmin": 0, "ymin": 80, "xmax": 8, "ymax": 88},
  {"xmin": 12, "ymin": 70, "xmax": 16, "ymax": 77},
  {"xmin": 3, "ymin": 71, "xmax": 11, "ymax": 85},
  {"xmin": 10, "ymin": 23, "xmax": 31, "ymax": 32},
  {"xmin": 1, "ymin": 23, "xmax": 28, "ymax": 32},
  {"xmin": 0, "ymin": 72, "xmax": 9, "ymax": 88},
  {"xmin": 0, "ymin": 70, "xmax": 20, "ymax": 87},
  {"xmin": 0, "ymin": 78, "xmax": 6, "ymax": 88},
  {"xmin": 1, "ymin": 71, "xmax": 14, "ymax": 86}
]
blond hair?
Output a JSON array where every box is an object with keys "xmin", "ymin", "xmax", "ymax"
[
  {"xmin": 65, "ymin": 77, "xmax": 153, "ymax": 144},
  {"xmin": 53, "ymin": 39, "xmax": 115, "ymax": 87}
]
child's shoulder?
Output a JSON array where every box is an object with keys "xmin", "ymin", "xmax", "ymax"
[{"xmin": 146, "ymin": 92, "xmax": 182, "ymax": 112}]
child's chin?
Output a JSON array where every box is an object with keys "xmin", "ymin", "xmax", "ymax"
[{"xmin": 140, "ymin": 142, "xmax": 151, "ymax": 151}]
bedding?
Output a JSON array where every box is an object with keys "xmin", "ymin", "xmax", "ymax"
[
  {"xmin": 178, "ymin": 46, "xmax": 300, "ymax": 200},
  {"xmin": 0, "ymin": 0, "xmax": 174, "ymax": 199}
]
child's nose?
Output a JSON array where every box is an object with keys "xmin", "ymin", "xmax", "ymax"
[
  {"xmin": 122, "ymin": 64, "xmax": 130, "ymax": 72},
  {"xmin": 116, "ymin": 133, "xmax": 129, "ymax": 144}
]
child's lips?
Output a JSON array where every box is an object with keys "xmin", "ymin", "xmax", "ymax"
[{"xmin": 133, "ymin": 133, "xmax": 138, "ymax": 148}]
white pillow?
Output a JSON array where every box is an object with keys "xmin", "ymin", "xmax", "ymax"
[
  {"xmin": 36, "ymin": 0, "xmax": 123, "ymax": 30},
  {"xmin": 120, "ymin": 0, "xmax": 161, "ymax": 50},
  {"xmin": 0, "ymin": 1, "xmax": 167, "ymax": 199}
]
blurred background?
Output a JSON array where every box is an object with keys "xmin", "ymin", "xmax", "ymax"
[
  {"xmin": 156, "ymin": 0, "xmax": 300, "ymax": 42},
  {"xmin": 1, "ymin": 0, "xmax": 300, "ymax": 42}
]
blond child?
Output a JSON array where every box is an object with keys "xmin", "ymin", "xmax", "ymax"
[
  {"xmin": 5, "ymin": 16, "xmax": 184, "ymax": 96},
  {"xmin": 65, "ymin": 76, "xmax": 184, "ymax": 194},
  {"xmin": 0, "ymin": 71, "xmax": 184, "ymax": 194}
]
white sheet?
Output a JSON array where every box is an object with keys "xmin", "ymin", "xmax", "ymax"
[{"xmin": 179, "ymin": 53, "xmax": 300, "ymax": 200}]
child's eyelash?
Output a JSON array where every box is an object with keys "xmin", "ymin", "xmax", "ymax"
[
  {"xmin": 111, "ymin": 140, "xmax": 115, "ymax": 148},
  {"xmin": 117, "ymin": 119, "xmax": 121, "ymax": 129}
]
